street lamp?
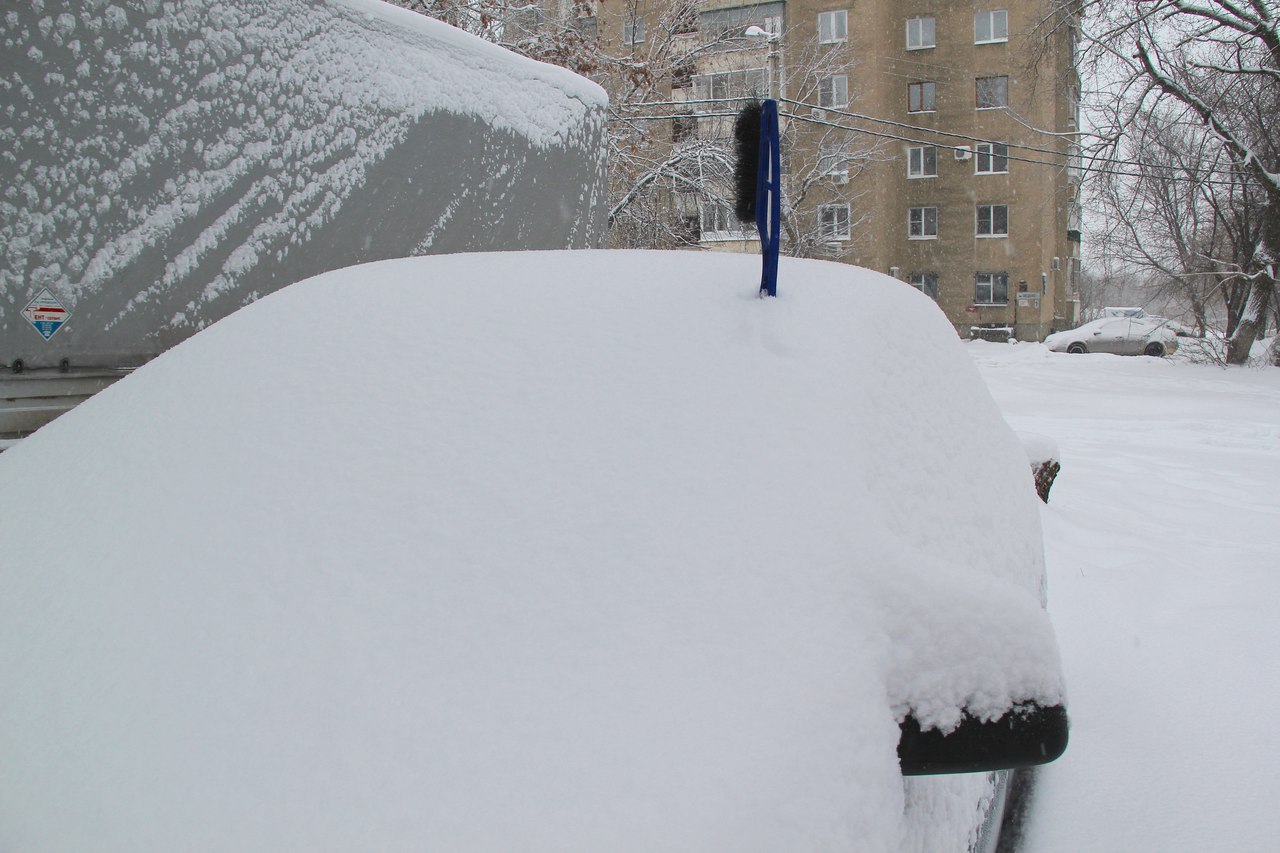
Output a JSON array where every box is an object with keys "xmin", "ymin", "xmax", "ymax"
[{"xmin": 744, "ymin": 25, "xmax": 781, "ymax": 101}]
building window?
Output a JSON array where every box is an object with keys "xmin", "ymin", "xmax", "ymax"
[
  {"xmin": 907, "ymin": 81, "xmax": 936, "ymax": 113},
  {"xmin": 819, "ymin": 141, "xmax": 850, "ymax": 177},
  {"xmin": 907, "ymin": 146, "xmax": 938, "ymax": 178},
  {"xmin": 975, "ymin": 141, "xmax": 1009, "ymax": 173},
  {"xmin": 909, "ymin": 206, "xmax": 938, "ymax": 239},
  {"xmin": 624, "ymin": 16, "xmax": 646, "ymax": 44},
  {"xmin": 820, "ymin": 204, "xmax": 852, "ymax": 240},
  {"xmin": 975, "ymin": 10, "xmax": 1008, "ymax": 43},
  {"xmin": 976, "ymin": 75, "xmax": 1009, "ymax": 108},
  {"xmin": 574, "ymin": 15, "xmax": 598, "ymax": 40},
  {"xmin": 976, "ymin": 204, "xmax": 1009, "ymax": 237},
  {"xmin": 672, "ymin": 115, "xmax": 695, "ymax": 142},
  {"xmin": 1068, "ymin": 201, "xmax": 1082, "ymax": 242},
  {"xmin": 975, "ymin": 272, "xmax": 1009, "ymax": 304},
  {"xmin": 909, "ymin": 272, "xmax": 940, "ymax": 300},
  {"xmin": 672, "ymin": 60, "xmax": 694, "ymax": 90},
  {"xmin": 692, "ymin": 68, "xmax": 769, "ymax": 136},
  {"xmin": 819, "ymin": 75, "xmax": 849, "ymax": 108},
  {"xmin": 699, "ymin": 3, "xmax": 784, "ymax": 49},
  {"xmin": 673, "ymin": 5, "xmax": 698, "ymax": 35},
  {"xmin": 906, "ymin": 16, "xmax": 935, "ymax": 50},
  {"xmin": 694, "ymin": 68, "xmax": 768, "ymax": 100},
  {"xmin": 700, "ymin": 201, "xmax": 749, "ymax": 241},
  {"xmin": 818, "ymin": 10, "xmax": 848, "ymax": 44}
]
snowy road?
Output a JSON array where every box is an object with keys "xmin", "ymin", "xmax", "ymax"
[{"xmin": 970, "ymin": 342, "xmax": 1280, "ymax": 852}]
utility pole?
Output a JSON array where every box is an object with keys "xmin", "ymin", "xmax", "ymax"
[{"xmin": 744, "ymin": 25, "xmax": 781, "ymax": 100}]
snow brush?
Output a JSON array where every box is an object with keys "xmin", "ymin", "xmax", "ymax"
[{"xmin": 733, "ymin": 100, "xmax": 781, "ymax": 298}]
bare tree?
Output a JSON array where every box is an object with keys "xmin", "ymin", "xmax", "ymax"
[
  {"xmin": 1062, "ymin": 0, "xmax": 1280, "ymax": 364},
  {"xmin": 391, "ymin": 0, "xmax": 883, "ymax": 261},
  {"xmin": 609, "ymin": 10, "xmax": 884, "ymax": 258},
  {"xmin": 1093, "ymin": 108, "xmax": 1263, "ymax": 339}
]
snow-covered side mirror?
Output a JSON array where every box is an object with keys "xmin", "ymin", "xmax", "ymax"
[{"xmin": 898, "ymin": 703, "xmax": 1069, "ymax": 776}]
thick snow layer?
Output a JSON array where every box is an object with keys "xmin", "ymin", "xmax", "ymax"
[
  {"xmin": 1, "ymin": 0, "xmax": 606, "ymax": 336},
  {"xmin": 969, "ymin": 342, "xmax": 1280, "ymax": 852},
  {"xmin": 0, "ymin": 251, "xmax": 1061, "ymax": 851}
]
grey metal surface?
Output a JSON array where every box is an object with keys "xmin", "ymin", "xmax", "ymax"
[
  {"xmin": 0, "ymin": 370, "xmax": 129, "ymax": 440},
  {"xmin": 2, "ymin": 0, "xmax": 608, "ymax": 373}
]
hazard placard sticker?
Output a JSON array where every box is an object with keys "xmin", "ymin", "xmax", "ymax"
[{"xmin": 22, "ymin": 288, "xmax": 71, "ymax": 341}]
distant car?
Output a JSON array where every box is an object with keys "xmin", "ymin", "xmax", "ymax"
[{"xmin": 1045, "ymin": 316, "xmax": 1180, "ymax": 356}]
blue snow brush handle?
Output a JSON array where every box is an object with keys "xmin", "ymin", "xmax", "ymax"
[
  {"xmin": 732, "ymin": 100, "xmax": 782, "ymax": 298},
  {"xmin": 755, "ymin": 99, "xmax": 781, "ymax": 298}
]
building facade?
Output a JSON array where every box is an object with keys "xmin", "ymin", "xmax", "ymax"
[{"xmin": 588, "ymin": 0, "xmax": 1083, "ymax": 339}]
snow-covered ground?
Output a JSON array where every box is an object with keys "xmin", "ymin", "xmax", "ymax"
[{"xmin": 969, "ymin": 342, "xmax": 1280, "ymax": 852}]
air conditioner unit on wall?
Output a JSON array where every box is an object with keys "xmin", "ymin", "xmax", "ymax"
[
  {"xmin": 1051, "ymin": 257, "xmax": 1061, "ymax": 270},
  {"xmin": 954, "ymin": 146, "xmax": 972, "ymax": 160},
  {"xmin": 832, "ymin": 173, "xmax": 848, "ymax": 185},
  {"xmin": 889, "ymin": 266, "xmax": 900, "ymax": 278}
]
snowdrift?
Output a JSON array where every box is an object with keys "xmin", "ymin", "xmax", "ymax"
[{"xmin": 0, "ymin": 251, "xmax": 1064, "ymax": 851}]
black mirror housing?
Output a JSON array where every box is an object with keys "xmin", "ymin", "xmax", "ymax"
[{"xmin": 898, "ymin": 703, "xmax": 1069, "ymax": 776}]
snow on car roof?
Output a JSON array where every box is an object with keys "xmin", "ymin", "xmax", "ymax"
[{"xmin": 0, "ymin": 250, "xmax": 1063, "ymax": 849}]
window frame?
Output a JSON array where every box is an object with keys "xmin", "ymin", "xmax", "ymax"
[
  {"xmin": 975, "ymin": 141, "xmax": 1009, "ymax": 174},
  {"xmin": 819, "ymin": 203, "xmax": 852, "ymax": 240},
  {"xmin": 906, "ymin": 16, "xmax": 936, "ymax": 50},
  {"xmin": 624, "ymin": 16, "xmax": 646, "ymax": 45},
  {"xmin": 907, "ymin": 145, "xmax": 938, "ymax": 178},
  {"xmin": 818, "ymin": 10, "xmax": 848, "ymax": 44},
  {"xmin": 909, "ymin": 272, "xmax": 940, "ymax": 300},
  {"xmin": 974, "ymin": 272, "xmax": 1010, "ymax": 305},
  {"xmin": 699, "ymin": 200, "xmax": 750, "ymax": 242},
  {"xmin": 819, "ymin": 141, "xmax": 851, "ymax": 178},
  {"xmin": 975, "ymin": 204, "xmax": 1010, "ymax": 237},
  {"xmin": 974, "ymin": 9, "xmax": 1009, "ymax": 44},
  {"xmin": 976, "ymin": 75, "xmax": 1009, "ymax": 109},
  {"xmin": 907, "ymin": 81, "xmax": 936, "ymax": 113},
  {"xmin": 672, "ymin": 114, "xmax": 696, "ymax": 143},
  {"xmin": 908, "ymin": 206, "xmax": 938, "ymax": 239},
  {"xmin": 692, "ymin": 68, "xmax": 769, "ymax": 136},
  {"xmin": 819, "ymin": 74, "xmax": 849, "ymax": 108},
  {"xmin": 574, "ymin": 15, "xmax": 598, "ymax": 40}
]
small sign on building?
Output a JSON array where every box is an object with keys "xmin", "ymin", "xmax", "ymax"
[
  {"xmin": 1016, "ymin": 292, "xmax": 1041, "ymax": 308},
  {"xmin": 22, "ymin": 288, "xmax": 71, "ymax": 341}
]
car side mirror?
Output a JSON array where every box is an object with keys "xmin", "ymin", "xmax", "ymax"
[{"xmin": 898, "ymin": 703, "xmax": 1068, "ymax": 775}]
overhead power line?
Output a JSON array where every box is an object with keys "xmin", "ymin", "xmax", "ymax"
[{"xmin": 619, "ymin": 96, "xmax": 1255, "ymax": 187}]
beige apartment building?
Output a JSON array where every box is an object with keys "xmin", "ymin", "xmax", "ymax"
[{"xmin": 588, "ymin": 0, "xmax": 1082, "ymax": 340}]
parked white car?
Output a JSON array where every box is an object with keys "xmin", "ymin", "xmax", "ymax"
[{"xmin": 1045, "ymin": 316, "xmax": 1181, "ymax": 357}]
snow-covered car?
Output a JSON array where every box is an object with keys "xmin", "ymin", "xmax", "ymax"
[
  {"xmin": 0, "ymin": 251, "xmax": 1066, "ymax": 851},
  {"xmin": 1045, "ymin": 315, "xmax": 1181, "ymax": 357}
]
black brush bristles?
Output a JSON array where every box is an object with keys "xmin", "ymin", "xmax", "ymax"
[{"xmin": 733, "ymin": 101, "xmax": 762, "ymax": 223}]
